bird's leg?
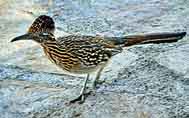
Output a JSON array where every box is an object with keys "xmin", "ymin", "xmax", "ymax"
[
  {"xmin": 69, "ymin": 74, "xmax": 90, "ymax": 104},
  {"xmin": 93, "ymin": 66, "xmax": 105, "ymax": 89}
]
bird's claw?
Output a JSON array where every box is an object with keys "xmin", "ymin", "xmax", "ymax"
[
  {"xmin": 93, "ymin": 80, "xmax": 105, "ymax": 89},
  {"xmin": 67, "ymin": 91, "xmax": 93, "ymax": 105}
]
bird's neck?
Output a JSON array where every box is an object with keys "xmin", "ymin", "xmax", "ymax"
[{"xmin": 41, "ymin": 40, "xmax": 57, "ymax": 47}]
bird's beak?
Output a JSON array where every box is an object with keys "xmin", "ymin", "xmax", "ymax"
[{"xmin": 10, "ymin": 33, "xmax": 32, "ymax": 42}]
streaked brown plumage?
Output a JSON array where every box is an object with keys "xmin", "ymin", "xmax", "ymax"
[{"xmin": 11, "ymin": 15, "xmax": 187, "ymax": 103}]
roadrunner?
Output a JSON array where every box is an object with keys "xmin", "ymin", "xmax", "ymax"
[{"xmin": 11, "ymin": 15, "xmax": 186, "ymax": 103}]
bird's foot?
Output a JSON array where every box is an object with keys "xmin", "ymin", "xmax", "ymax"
[
  {"xmin": 68, "ymin": 91, "xmax": 93, "ymax": 105},
  {"xmin": 69, "ymin": 94, "xmax": 85, "ymax": 104},
  {"xmin": 93, "ymin": 79, "xmax": 105, "ymax": 89}
]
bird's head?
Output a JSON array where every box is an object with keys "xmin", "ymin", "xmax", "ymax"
[{"xmin": 11, "ymin": 15, "xmax": 56, "ymax": 43}]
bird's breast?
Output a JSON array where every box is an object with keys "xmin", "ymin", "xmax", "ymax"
[{"xmin": 41, "ymin": 43, "xmax": 81, "ymax": 72}]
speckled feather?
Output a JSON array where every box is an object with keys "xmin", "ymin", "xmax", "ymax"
[{"xmin": 42, "ymin": 35, "xmax": 122, "ymax": 73}]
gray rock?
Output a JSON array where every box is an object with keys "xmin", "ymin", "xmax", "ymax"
[{"xmin": 0, "ymin": 0, "xmax": 188, "ymax": 118}]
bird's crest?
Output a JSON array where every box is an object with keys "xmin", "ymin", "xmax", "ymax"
[{"xmin": 28, "ymin": 15, "xmax": 55, "ymax": 34}]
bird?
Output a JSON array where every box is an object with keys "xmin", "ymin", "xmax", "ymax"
[{"xmin": 11, "ymin": 15, "xmax": 186, "ymax": 103}]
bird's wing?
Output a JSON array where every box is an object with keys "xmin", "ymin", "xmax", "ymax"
[{"xmin": 56, "ymin": 35, "xmax": 122, "ymax": 67}]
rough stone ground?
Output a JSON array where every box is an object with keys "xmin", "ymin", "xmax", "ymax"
[{"xmin": 0, "ymin": 0, "xmax": 188, "ymax": 118}]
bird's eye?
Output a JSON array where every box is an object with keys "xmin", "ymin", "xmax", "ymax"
[
  {"xmin": 41, "ymin": 32, "xmax": 49, "ymax": 36},
  {"xmin": 38, "ymin": 33, "xmax": 50, "ymax": 38}
]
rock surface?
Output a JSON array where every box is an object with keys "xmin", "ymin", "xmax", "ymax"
[{"xmin": 0, "ymin": 0, "xmax": 189, "ymax": 118}]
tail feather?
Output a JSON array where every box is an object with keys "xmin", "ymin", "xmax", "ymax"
[{"xmin": 111, "ymin": 32, "xmax": 186, "ymax": 47}]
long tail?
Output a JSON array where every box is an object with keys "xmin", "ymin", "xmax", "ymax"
[{"xmin": 110, "ymin": 32, "xmax": 186, "ymax": 47}]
